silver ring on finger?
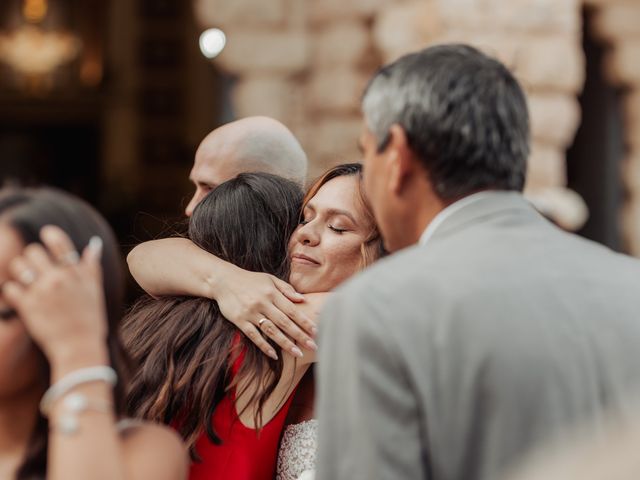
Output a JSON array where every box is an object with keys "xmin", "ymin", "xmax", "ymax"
[
  {"xmin": 19, "ymin": 269, "xmax": 37, "ymax": 286},
  {"xmin": 258, "ymin": 318, "xmax": 268, "ymax": 328},
  {"xmin": 59, "ymin": 250, "xmax": 80, "ymax": 266}
]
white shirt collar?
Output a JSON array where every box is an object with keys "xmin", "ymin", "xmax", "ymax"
[{"xmin": 418, "ymin": 191, "xmax": 496, "ymax": 247}]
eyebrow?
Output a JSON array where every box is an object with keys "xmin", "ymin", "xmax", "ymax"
[{"xmin": 305, "ymin": 204, "xmax": 357, "ymax": 224}]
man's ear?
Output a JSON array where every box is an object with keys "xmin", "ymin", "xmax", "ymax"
[{"xmin": 385, "ymin": 124, "xmax": 414, "ymax": 196}]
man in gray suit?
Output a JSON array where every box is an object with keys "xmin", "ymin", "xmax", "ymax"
[{"xmin": 315, "ymin": 44, "xmax": 640, "ymax": 480}]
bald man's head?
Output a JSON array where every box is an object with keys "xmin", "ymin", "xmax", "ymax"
[{"xmin": 185, "ymin": 116, "xmax": 308, "ymax": 216}]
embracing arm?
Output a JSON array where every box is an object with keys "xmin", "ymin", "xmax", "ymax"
[
  {"xmin": 127, "ymin": 238, "xmax": 317, "ymax": 358},
  {"xmin": 127, "ymin": 237, "xmax": 224, "ymax": 298}
]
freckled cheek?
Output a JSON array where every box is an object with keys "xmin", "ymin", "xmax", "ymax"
[{"xmin": 322, "ymin": 241, "xmax": 363, "ymax": 280}]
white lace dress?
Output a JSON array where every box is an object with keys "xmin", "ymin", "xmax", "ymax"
[{"xmin": 276, "ymin": 419, "xmax": 318, "ymax": 480}]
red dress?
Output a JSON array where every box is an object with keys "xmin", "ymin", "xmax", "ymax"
[{"xmin": 188, "ymin": 350, "xmax": 296, "ymax": 480}]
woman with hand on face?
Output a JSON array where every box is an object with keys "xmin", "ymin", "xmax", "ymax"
[
  {"xmin": 126, "ymin": 164, "xmax": 385, "ymax": 480},
  {"xmin": 0, "ymin": 188, "xmax": 187, "ymax": 480}
]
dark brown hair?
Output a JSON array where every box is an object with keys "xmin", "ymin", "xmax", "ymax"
[
  {"xmin": 304, "ymin": 163, "xmax": 386, "ymax": 267},
  {"xmin": 0, "ymin": 187, "xmax": 130, "ymax": 480},
  {"xmin": 122, "ymin": 173, "xmax": 303, "ymax": 459}
]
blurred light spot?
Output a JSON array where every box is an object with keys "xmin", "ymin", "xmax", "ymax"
[
  {"xmin": 80, "ymin": 56, "xmax": 103, "ymax": 86},
  {"xmin": 23, "ymin": 0, "xmax": 48, "ymax": 23},
  {"xmin": 199, "ymin": 28, "xmax": 226, "ymax": 59}
]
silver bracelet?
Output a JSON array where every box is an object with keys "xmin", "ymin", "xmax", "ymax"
[
  {"xmin": 40, "ymin": 366, "xmax": 117, "ymax": 416},
  {"xmin": 52, "ymin": 392, "xmax": 114, "ymax": 435}
]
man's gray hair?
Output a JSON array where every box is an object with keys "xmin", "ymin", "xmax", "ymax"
[{"xmin": 362, "ymin": 44, "xmax": 530, "ymax": 199}]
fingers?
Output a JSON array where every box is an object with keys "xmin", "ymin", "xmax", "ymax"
[
  {"xmin": 22, "ymin": 243, "xmax": 54, "ymax": 276},
  {"xmin": 240, "ymin": 324, "xmax": 279, "ymax": 360},
  {"xmin": 263, "ymin": 303, "xmax": 317, "ymax": 352},
  {"xmin": 273, "ymin": 294, "xmax": 317, "ymax": 337},
  {"xmin": 257, "ymin": 318, "xmax": 304, "ymax": 358},
  {"xmin": 40, "ymin": 226, "xmax": 80, "ymax": 266},
  {"xmin": 272, "ymin": 277, "xmax": 305, "ymax": 303},
  {"xmin": 9, "ymin": 256, "xmax": 39, "ymax": 286},
  {"xmin": 81, "ymin": 236, "xmax": 104, "ymax": 278},
  {"xmin": 2, "ymin": 281, "xmax": 25, "ymax": 310}
]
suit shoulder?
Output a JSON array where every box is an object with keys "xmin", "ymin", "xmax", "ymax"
[{"xmin": 334, "ymin": 244, "xmax": 439, "ymax": 305}]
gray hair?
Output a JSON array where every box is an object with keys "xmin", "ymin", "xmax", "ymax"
[{"xmin": 362, "ymin": 44, "xmax": 530, "ymax": 199}]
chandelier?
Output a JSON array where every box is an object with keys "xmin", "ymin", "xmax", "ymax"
[{"xmin": 0, "ymin": 0, "xmax": 81, "ymax": 78}]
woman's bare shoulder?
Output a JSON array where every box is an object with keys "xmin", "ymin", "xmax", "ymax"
[{"xmin": 120, "ymin": 421, "xmax": 188, "ymax": 480}]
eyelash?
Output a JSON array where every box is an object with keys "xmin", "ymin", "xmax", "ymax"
[{"xmin": 300, "ymin": 219, "xmax": 347, "ymax": 234}]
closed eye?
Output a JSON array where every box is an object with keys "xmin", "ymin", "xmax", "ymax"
[{"xmin": 329, "ymin": 225, "xmax": 347, "ymax": 234}]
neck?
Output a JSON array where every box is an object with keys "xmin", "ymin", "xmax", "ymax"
[{"xmin": 392, "ymin": 184, "xmax": 449, "ymax": 251}]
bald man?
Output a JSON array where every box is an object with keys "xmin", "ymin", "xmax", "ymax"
[{"xmin": 184, "ymin": 116, "xmax": 308, "ymax": 216}]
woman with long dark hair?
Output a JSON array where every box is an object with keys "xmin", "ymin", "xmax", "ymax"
[
  {"xmin": 123, "ymin": 173, "xmax": 307, "ymax": 479},
  {"xmin": 0, "ymin": 187, "xmax": 186, "ymax": 480},
  {"xmin": 126, "ymin": 164, "xmax": 385, "ymax": 479}
]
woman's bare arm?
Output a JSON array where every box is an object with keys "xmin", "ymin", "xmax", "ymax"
[
  {"xmin": 127, "ymin": 238, "xmax": 318, "ymax": 358},
  {"xmin": 127, "ymin": 238, "xmax": 224, "ymax": 298},
  {"xmin": 4, "ymin": 227, "xmax": 187, "ymax": 480},
  {"xmin": 46, "ymin": 349, "xmax": 188, "ymax": 480}
]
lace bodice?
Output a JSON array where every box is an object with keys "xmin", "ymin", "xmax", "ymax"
[{"xmin": 276, "ymin": 419, "xmax": 318, "ymax": 480}]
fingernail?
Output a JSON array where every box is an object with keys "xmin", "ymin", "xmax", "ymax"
[
  {"xmin": 305, "ymin": 339, "xmax": 318, "ymax": 351},
  {"xmin": 294, "ymin": 292, "xmax": 305, "ymax": 301},
  {"xmin": 311, "ymin": 326, "xmax": 318, "ymax": 336},
  {"xmin": 291, "ymin": 346, "xmax": 304, "ymax": 358},
  {"xmin": 88, "ymin": 236, "xmax": 103, "ymax": 256},
  {"xmin": 268, "ymin": 349, "xmax": 278, "ymax": 361}
]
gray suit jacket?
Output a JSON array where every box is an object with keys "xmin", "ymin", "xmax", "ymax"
[{"xmin": 316, "ymin": 192, "xmax": 640, "ymax": 480}]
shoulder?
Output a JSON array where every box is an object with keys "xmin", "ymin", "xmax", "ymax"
[
  {"xmin": 319, "ymin": 246, "xmax": 437, "ymax": 339},
  {"xmin": 120, "ymin": 421, "xmax": 188, "ymax": 480},
  {"xmin": 329, "ymin": 244, "xmax": 441, "ymax": 314}
]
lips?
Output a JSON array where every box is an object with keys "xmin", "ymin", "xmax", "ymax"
[{"xmin": 291, "ymin": 253, "xmax": 320, "ymax": 266}]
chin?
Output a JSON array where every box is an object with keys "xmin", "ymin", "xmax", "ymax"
[
  {"xmin": 288, "ymin": 272, "xmax": 305, "ymax": 293},
  {"xmin": 290, "ymin": 277, "xmax": 321, "ymax": 295}
]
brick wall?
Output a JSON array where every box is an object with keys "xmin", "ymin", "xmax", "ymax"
[{"xmin": 194, "ymin": 0, "xmax": 640, "ymax": 253}]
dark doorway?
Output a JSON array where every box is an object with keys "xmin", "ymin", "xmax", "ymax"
[
  {"xmin": 0, "ymin": 122, "xmax": 100, "ymax": 201},
  {"xmin": 566, "ymin": 7, "xmax": 626, "ymax": 251}
]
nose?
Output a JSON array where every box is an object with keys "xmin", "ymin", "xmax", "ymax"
[
  {"xmin": 294, "ymin": 221, "xmax": 320, "ymax": 247},
  {"xmin": 184, "ymin": 191, "xmax": 201, "ymax": 217}
]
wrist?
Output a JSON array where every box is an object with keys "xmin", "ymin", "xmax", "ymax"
[
  {"xmin": 203, "ymin": 261, "xmax": 239, "ymax": 299},
  {"xmin": 47, "ymin": 339, "xmax": 110, "ymax": 381}
]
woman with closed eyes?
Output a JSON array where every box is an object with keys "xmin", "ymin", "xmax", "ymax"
[{"xmin": 126, "ymin": 164, "xmax": 385, "ymax": 479}]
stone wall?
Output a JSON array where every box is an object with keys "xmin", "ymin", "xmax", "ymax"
[
  {"xmin": 194, "ymin": 0, "xmax": 640, "ymax": 253},
  {"xmin": 589, "ymin": 0, "xmax": 640, "ymax": 254}
]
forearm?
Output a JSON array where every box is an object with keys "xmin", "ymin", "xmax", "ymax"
[
  {"xmin": 127, "ymin": 238, "xmax": 232, "ymax": 298},
  {"xmin": 47, "ymin": 344, "xmax": 126, "ymax": 480}
]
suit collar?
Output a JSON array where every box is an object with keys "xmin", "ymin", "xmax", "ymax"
[{"xmin": 419, "ymin": 191, "xmax": 539, "ymax": 247}]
